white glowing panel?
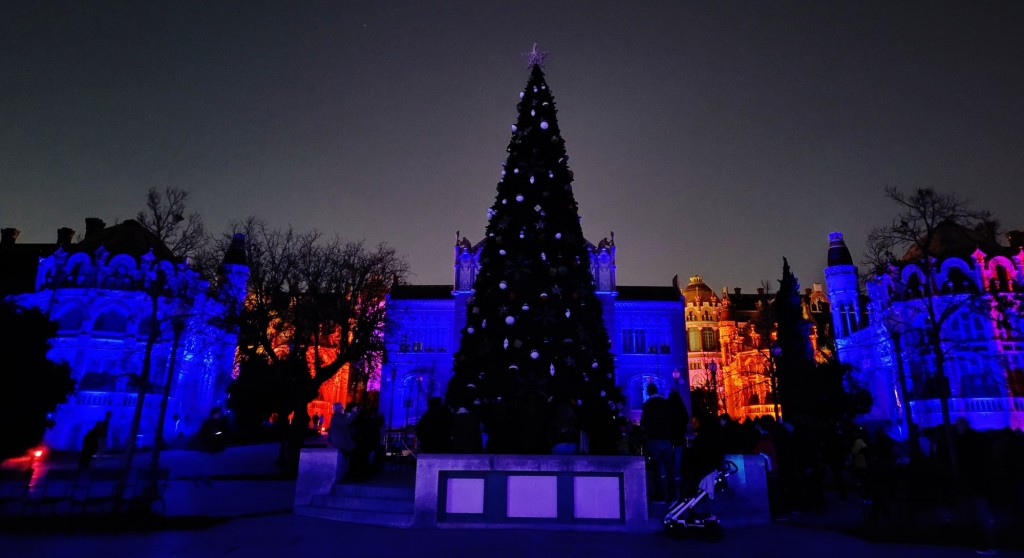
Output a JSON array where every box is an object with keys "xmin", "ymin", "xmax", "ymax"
[
  {"xmin": 446, "ymin": 477, "xmax": 485, "ymax": 514},
  {"xmin": 507, "ymin": 475, "xmax": 558, "ymax": 518},
  {"xmin": 573, "ymin": 476, "xmax": 621, "ymax": 519}
]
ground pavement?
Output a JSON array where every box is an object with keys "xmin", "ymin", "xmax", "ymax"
[{"xmin": 2, "ymin": 441, "xmax": 1021, "ymax": 558}]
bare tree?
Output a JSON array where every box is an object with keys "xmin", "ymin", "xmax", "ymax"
[
  {"xmin": 224, "ymin": 219, "xmax": 409, "ymax": 468},
  {"xmin": 136, "ymin": 187, "xmax": 208, "ymax": 261},
  {"xmin": 864, "ymin": 186, "xmax": 992, "ymax": 475}
]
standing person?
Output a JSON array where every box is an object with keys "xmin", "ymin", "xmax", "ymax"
[
  {"xmin": 194, "ymin": 407, "xmax": 228, "ymax": 486},
  {"xmin": 550, "ymin": 400, "xmax": 580, "ymax": 455},
  {"xmin": 667, "ymin": 391, "xmax": 690, "ymax": 499},
  {"xmin": 641, "ymin": 383, "xmax": 675, "ymax": 503},
  {"xmin": 328, "ymin": 403, "xmax": 357, "ymax": 482},
  {"xmin": 96, "ymin": 411, "xmax": 112, "ymax": 455},
  {"xmin": 451, "ymin": 407, "xmax": 483, "ymax": 453},
  {"xmin": 415, "ymin": 397, "xmax": 453, "ymax": 453},
  {"xmin": 79, "ymin": 421, "xmax": 102, "ymax": 469}
]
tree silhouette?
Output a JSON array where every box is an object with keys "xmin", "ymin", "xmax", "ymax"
[
  {"xmin": 445, "ymin": 57, "xmax": 623, "ymax": 454},
  {"xmin": 0, "ymin": 301, "xmax": 75, "ymax": 461}
]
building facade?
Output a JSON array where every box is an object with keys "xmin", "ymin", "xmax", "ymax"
[
  {"xmin": 678, "ymin": 275, "xmax": 831, "ymax": 422},
  {"xmin": 382, "ymin": 233, "xmax": 689, "ymax": 430},
  {"xmin": 2, "ymin": 220, "xmax": 247, "ymax": 451},
  {"xmin": 826, "ymin": 228, "xmax": 1024, "ymax": 436}
]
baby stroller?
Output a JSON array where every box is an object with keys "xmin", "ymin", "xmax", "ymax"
[{"xmin": 663, "ymin": 460, "xmax": 738, "ymax": 542}]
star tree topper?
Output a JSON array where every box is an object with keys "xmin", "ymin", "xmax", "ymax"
[{"xmin": 523, "ymin": 43, "xmax": 549, "ymax": 67}]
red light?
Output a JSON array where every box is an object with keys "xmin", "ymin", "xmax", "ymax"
[{"xmin": 33, "ymin": 450, "xmax": 42, "ymax": 458}]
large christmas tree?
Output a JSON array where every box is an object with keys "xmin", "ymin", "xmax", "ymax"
[{"xmin": 445, "ymin": 48, "xmax": 624, "ymax": 454}]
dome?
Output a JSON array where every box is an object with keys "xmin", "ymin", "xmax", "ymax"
[{"xmin": 682, "ymin": 275, "xmax": 716, "ymax": 305}]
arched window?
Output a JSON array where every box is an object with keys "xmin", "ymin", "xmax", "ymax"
[
  {"xmin": 946, "ymin": 267, "xmax": 971, "ymax": 293},
  {"xmin": 56, "ymin": 306, "xmax": 84, "ymax": 332},
  {"xmin": 93, "ymin": 310, "xmax": 128, "ymax": 337},
  {"xmin": 995, "ymin": 265, "xmax": 1011, "ymax": 292},
  {"xmin": 906, "ymin": 273, "xmax": 923, "ymax": 297}
]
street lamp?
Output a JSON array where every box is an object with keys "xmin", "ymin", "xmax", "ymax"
[{"xmin": 671, "ymin": 369, "xmax": 681, "ymax": 393}]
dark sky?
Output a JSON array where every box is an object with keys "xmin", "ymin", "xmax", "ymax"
[{"xmin": 3, "ymin": 2, "xmax": 1023, "ymax": 293}]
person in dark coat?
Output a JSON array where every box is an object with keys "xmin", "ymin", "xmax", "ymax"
[
  {"xmin": 416, "ymin": 397, "xmax": 453, "ymax": 453},
  {"xmin": 79, "ymin": 421, "xmax": 102, "ymax": 469},
  {"xmin": 194, "ymin": 407, "xmax": 228, "ymax": 486},
  {"xmin": 667, "ymin": 391, "xmax": 690, "ymax": 498},
  {"xmin": 641, "ymin": 383, "xmax": 675, "ymax": 502},
  {"xmin": 451, "ymin": 407, "xmax": 483, "ymax": 453}
]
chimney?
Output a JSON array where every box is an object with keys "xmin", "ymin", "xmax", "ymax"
[
  {"xmin": 757, "ymin": 287, "xmax": 765, "ymax": 296},
  {"xmin": 1, "ymin": 228, "xmax": 19, "ymax": 246},
  {"xmin": 733, "ymin": 287, "xmax": 741, "ymax": 296},
  {"xmin": 57, "ymin": 227, "xmax": 76, "ymax": 245},
  {"xmin": 84, "ymin": 218, "xmax": 106, "ymax": 239}
]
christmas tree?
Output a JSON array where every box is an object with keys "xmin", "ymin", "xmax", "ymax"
[{"xmin": 445, "ymin": 47, "xmax": 624, "ymax": 454}]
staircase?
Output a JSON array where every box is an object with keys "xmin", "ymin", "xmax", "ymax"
[{"xmin": 300, "ymin": 467, "xmax": 416, "ymax": 527}]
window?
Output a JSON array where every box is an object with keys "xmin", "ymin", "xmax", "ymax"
[
  {"xmin": 56, "ymin": 307, "xmax": 84, "ymax": 332},
  {"xmin": 398, "ymin": 329, "xmax": 448, "ymax": 353},
  {"xmin": 688, "ymin": 329, "xmax": 700, "ymax": 352},
  {"xmin": 701, "ymin": 328, "xmax": 719, "ymax": 351},
  {"xmin": 621, "ymin": 329, "xmax": 646, "ymax": 354},
  {"xmin": 93, "ymin": 310, "xmax": 128, "ymax": 337}
]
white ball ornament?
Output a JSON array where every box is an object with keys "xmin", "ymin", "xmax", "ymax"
[
  {"xmin": 529, "ymin": 176, "xmax": 535, "ymax": 184},
  {"xmin": 502, "ymin": 199, "xmax": 507, "ymax": 205},
  {"xmin": 521, "ymin": 304, "xmax": 529, "ymax": 311},
  {"xmin": 592, "ymin": 361, "xmax": 599, "ymax": 369},
  {"xmin": 530, "ymin": 350, "xmax": 539, "ymax": 359},
  {"xmin": 530, "ymin": 109, "xmax": 536, "ymax": 116},
  {"xmin": 520, "ymin": 91, "xmax": 525, "ymax": 99},
  {"xmin": 499, "ymin": 249, "xmax": 506, "ymax": 255},
  {"xmin": 467, "ymin": 327, "xmax": 475, "ymax": 334},
  {"xmin": 511, "ymin": 124, "xmax": 517, "ymax": 132},
  {"xmin": 516, "ymin": 194, "xmax": 524, "ymax": 202},
  {"xmin": 555, "ymin": 233, "xmax": 562, "ymax": 239},
  {"xmin": 499, "ymin": 281, "xmax": 507, "ymax": 289},
  {"xmin": 513, "ymin": 168, "xmax": 519, "ymax": 174},
  {"xmin": 540, "ymin": 121, "xmax": 549, "ymax": 130},
  {"xmin": 505, "ymin": 316, "xmax": 515, "ymax": 325}
]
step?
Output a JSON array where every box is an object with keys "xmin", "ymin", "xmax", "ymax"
[
  {"xmin": 330, "ymin": 483, "xmax": 415, "ymax": 500},
  {"xmin": 311, "ymin": 493, "xmax": 415, "ymax": 514},
  {"xmin": 296, "ymin": 505, "xmax": 413, "ymax": 528}
]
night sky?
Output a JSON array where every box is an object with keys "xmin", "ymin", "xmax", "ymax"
[{"xmin": 2, "ymin": 2, "xmax": 1023, "ymax": 293}]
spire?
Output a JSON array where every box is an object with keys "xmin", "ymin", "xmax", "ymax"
[
  {"xmin": 223, "ymin": 233, "xmax": 247, "ymax": 266},
  {"xmin": 827, "ymin": 232, "xmax": 854, "ymax": 267}
]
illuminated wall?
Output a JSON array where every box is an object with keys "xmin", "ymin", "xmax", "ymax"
[
  {"xmin": 826, "ymin": 230, "xmax": 1024, "ymax": 436},
  {"xmin": 381, "ymin": 235, "xmax": 690, "ymax": 429},
  {"xmin": 9, "ymin": 226, "xmax": 247, "ymax": 451}
]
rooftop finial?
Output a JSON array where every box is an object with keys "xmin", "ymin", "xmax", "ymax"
[{"xmin": 524, "ymin": 43, "xmax": 549, "ymax": 68}]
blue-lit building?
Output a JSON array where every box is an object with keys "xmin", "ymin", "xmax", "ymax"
[
  {"xmin": 381, "ymin": 233, "xmax": 689, "ymax": 430},
  {"xmin": 1, "ymin": 219, "xmax": 247, "ymax": 451},
  {"xmin": 825, "ymin": 227, "xmax": 1024, "ymax": 436}
]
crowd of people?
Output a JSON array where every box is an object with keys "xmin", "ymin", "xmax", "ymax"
[{"xmin": 319, "ymin": 389, "xmax": 1024, "ymax": 547}]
